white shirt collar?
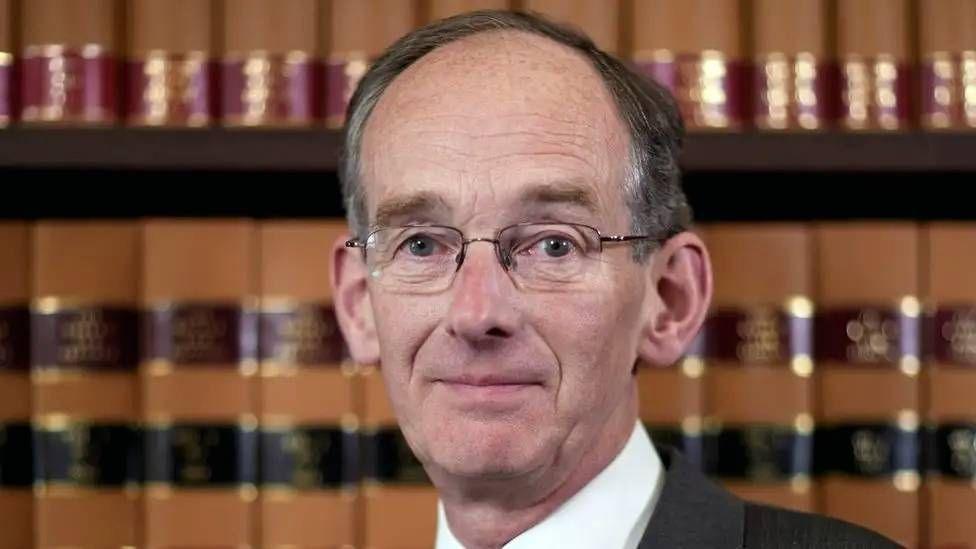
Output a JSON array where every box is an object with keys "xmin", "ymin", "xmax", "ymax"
[{"xmin": 435, "ymin": 420, "xmax": 664, "ymax": 549}]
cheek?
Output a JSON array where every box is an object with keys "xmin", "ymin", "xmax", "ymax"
[
  {"xmin": 371, "ymin": 291, "xmax": 441, "ymax": 369},
  {"xmin": 537, "ymin": 282, "xmax": 643, "ymax": 408}
]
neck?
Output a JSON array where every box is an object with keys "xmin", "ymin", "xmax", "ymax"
[{"xmin": 437, "ymin": 388, "xmax": 639, "ymax": 549}]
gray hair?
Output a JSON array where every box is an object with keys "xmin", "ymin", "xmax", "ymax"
[{"xmin": 339, "ymin": 9, "xmax": 691, "ymax": 260}]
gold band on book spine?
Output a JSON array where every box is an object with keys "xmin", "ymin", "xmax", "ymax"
[
  {"xmin": 922, "ymin": 51, "xmax": 976, "ymax": 129},
  {"xmin": 756, "ymin": 53, "xmax": 822, "ymax": 130},
  {"xmin": 131, "ymin": 51, "xmax": 210, "ymax": 127},
  {"xmin": 222, "ymin": 50, "xmax": 318, "ymax": 127},
  {"xmin": 841, "ymin": 54, "xmax": 907, "ymax": 131}
]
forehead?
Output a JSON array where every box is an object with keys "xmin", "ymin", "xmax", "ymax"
[{"xmin": 360, "ymin": 30, "xmax": 630, "ymax": 226}]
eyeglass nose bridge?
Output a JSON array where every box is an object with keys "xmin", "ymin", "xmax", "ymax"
[{"xmin": 455, "ymin": 237, "xmax": 514, "ymax": 273}]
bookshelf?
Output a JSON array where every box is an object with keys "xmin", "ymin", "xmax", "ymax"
[
  {"xmin": 1, "ymin": 128, "xmax": 974, "ymax": 222},
  {"xmin": 2, "ymin": 128, "xmax": 975, "ymax": 173}
]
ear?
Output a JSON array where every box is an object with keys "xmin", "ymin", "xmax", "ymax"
[
  {"xmin": 331, "ymin": 231, "xmax": 380, "ymax": 364},
  {"xmin": 637, "ymin": 230, "xmax": 712, "ymax": 367}
]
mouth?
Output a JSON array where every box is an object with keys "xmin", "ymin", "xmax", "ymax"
[{"xmin": 433, "ymin": 376, "xmax": 544, "ymax": 402}]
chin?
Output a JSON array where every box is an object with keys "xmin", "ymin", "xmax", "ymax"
[{"xmin": 419, "ymin": 411, "xmax": 556, "ymax": 479}]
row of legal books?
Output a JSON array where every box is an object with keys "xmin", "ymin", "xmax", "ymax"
[
  {"xmin": 0, "ymin": 219, "xmax": 974, "ymax": 549},
  {"xmin": 0, "ymin": 0, "xmax": 974, "ymax": 132}
]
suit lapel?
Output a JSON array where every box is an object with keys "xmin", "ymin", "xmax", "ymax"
[{"xmin": 638, "ymin": 445, "xmax": 745, "ymax": 549}]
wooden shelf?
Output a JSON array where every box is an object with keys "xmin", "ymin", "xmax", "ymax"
[{"xmin": 1, "ymin": 127, "xmax": 975, "ymax": 173}]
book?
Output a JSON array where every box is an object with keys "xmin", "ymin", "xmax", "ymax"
[
  {"xmin": 360, "ymin": 367, "xmax": 439, "ymax": 548},
  {"xmin": 126, "ymin": 0, "xmax": 215, "ymax": 127},
  {"xmin": 0, "ymin": 223, "xmax": 32, "ymax": 549},
  {"xmin": 922, "ymin": 223, "xmax": 976, "ymax": 549},
  {"xmin": 631, "ymin": 0, "xmax": 749, "ymax": 130},
  {"xmin": 31, "ymin": 221, "xmax": 141, "ymax": 548},
  {"xmin": 425, "ymin": 0, "xmax": 511, "ymax": 22},
  {"xmin": 222, "ymin": 0, "xmax": 321, "ymax": 126},
  {"xmin": 523, "ymin": 0, "xmax": 620, "ymax": 55},
  {"xmin": 751, "ymin": 0, "xmax": 837, "ymax": 130},
  {"xmin": 701, "ymin": 223, "xmax": 815, "ymax": 513},
  {"xmin": 836, "ymin": 0, "xmax": 913, "ymax": 131},
  {"xmin": 919, "ymin": 0, "xmax": 976, "ymax": 130},
  {"xmin": 0, "ymin": 0, "xmax": 12, "ymax": 126},
  {"xmin": 20, "ymin": 0, "xmax": 119, "ymax": 125},
  {"xmin": 814, "ymin": 223, "xmax": 922, "ymax": 547},
  {"xmin": 141, "ymin": 219, "xmax": 259, "ymax": 548},
  {"xmin": 258, "ymin": 221, "xmax": 358, "ymax": 548},
  {"xmin": 324, "ymin": 0, "xmax": 419, "ymax": 128}
]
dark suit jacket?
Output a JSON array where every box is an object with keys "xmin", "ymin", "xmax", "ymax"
[{"xmin": 639, "ymin": 446, "xmax": 904, "ymax": 548}]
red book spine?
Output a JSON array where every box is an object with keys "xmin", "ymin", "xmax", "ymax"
[
  {"xmin": 0, "ymin": 0, "xmax": 12, "ymax": 126},
  {"xmin": 20, "ymin": 0, "xmax": 119, "ymax": 125},
  {"xmin": 126, "ymin": 0, "xmax": 215, "ymax": 127}
]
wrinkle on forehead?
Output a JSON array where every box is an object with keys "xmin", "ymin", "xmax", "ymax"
[{"xmin": 360, "ymin": 29, "xmax": 631, "ymax": 228}]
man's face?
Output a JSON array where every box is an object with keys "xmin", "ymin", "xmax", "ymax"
[{"xmin": 355, "ymin": 32, "xmax": 653, "ymax": 481}]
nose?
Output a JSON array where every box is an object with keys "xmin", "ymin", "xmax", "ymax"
[{"xmin": 445, "ymin": 241, "xmax": 521, "ymax": 344}]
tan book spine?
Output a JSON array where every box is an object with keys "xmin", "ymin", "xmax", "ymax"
[
  {"xmin": 361, "ymin": 366, "xmax": 438, "ymax": 548},
  {"xmin": 31, "ymin": 221, "xmax": 141, "ymax": 549},
  {"xmin": 258, "ymin": 221, "xmax": 358, "ymax": 548},
  {"xmin": 752, "ymin": 0, "xmax": 837, "ymax": 130},
  {"xmin": 631, "ymin": 0, "xmax": 749, "ymax": 130},
  {"xmin": 523, "ymin": 0, "xmax": 620, "ymax": 55},
  {"xmin": 923, "ymin": 223, "xmax": 976, "ymax": 549},
  {"xmin": 0, "ymin": 224, "xmax": 32, "ymax": 549},
  {"xmin": 325, "ymin": 0, "xmax": 420, "ymax": 128},
  {"xmin": 701, "ymin": 224, "xmax": 815, "ymax": 513},
  {"xmin": 836, "ymin": 0, "xmax": 914, "ymax": 131},
  {"xmin": 814, "ymin": 223, "xmax": 921, "ymax": 548},
  {"xmin": 0, "ymin": 0, "xmax": 12, "ymax": 126},
  {"xmin": 222, "ymin": 0, "xmax": 321, "ymax": 126},
  {"xmin": 20, "ymin": 0, "xmax": 119, "ymax": 125},
  {"xmin": 141, "ymin": 219, "xmax": 259, "ymax": 548},
  {"xmin": 919, "ymin": 0, "xmax": 976, "ymax": 130},
  {"xmin": 425, "ymin": 0, "xmax": 510, "ymax": 22},
  {"xmin": 126, "ymin": 0, "xmax": 214, "ymax": 127}
]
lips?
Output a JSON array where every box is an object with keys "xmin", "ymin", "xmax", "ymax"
[{"xmin": 435, "ymin": 373, "xmax": 543, "ymax": 387}]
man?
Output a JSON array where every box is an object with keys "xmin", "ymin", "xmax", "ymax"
[{"xmin": 331, "ymin": 9, "xmax": 900, "ymax": 549}]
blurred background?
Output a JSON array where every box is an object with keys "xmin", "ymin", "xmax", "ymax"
[{"xmin": 0, "ymin": 1, "xmax": 974, "ymax": 548}]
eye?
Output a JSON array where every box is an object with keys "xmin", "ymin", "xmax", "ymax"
[
  {"xmin": 535, "ymin": 236, "xmax": 575, "ymax": 258},
  {"xmin": 403, "ymin": 234, "xmax": 438, "ymax": 257}
]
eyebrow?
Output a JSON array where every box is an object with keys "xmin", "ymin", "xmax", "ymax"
[
  {"xmin": 519, "ymin": 180, "xmax": 601, "ymax": 215},
  {"xmin": 373, "ymin": 191, "xmax": 452, "ymax": 228}
]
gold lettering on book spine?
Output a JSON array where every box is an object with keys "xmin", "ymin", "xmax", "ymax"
[
  {"xmin": 964, "ymin": 51, "xmax": 976, "ymax": 127},
  {"xmin": 141, "ymin": 51, "xmax": 208, "ymax": 126},
  {"xmin": 759, "ymin": 53, "xmax": 820, "ymax": 130}
]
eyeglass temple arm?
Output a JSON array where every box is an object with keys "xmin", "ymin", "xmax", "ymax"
[{"xmin": 600, "ymin": 235, "xmax": 651, "ymax": 242}]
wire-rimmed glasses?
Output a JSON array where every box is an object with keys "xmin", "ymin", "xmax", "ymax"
[{"xmin": 345, "ymin": 222, "xmax": 653, "ymax": 293}]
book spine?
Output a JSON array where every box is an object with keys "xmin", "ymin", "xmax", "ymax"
[
  {"xmin": 0, "ymin": 0, "xmax": 12, "ymax": 126},
  {"xmin": 325, "ymin": 0, "xmax": 418, "ymax": 128},
  {"xmin": 836, "ymin": 0, "xmax": 913, "ymax": 131},
  {"xmin": 0, "ymin": 224, "xmax": 32, "ymax": 549},
  {"xmin": 814, "ymin": 223, "xmax": 922, "ymax": 548},
  {"xmin": 522, "ymin": 0, "xmax": 620, "ymax": 55},
  {"xmin": 222, "ymin": 0, "xmax": 321, "ymax": 127},
  {"xmin": 923, "ymin": 223, "xmax": 976, "ymax": 549},
  {"xmin": 20, "ymin": 0, "xmax": 119, "ymax": 125},
  {"xmin": 258, "ymin": 221, "xmax": 359, "ymax": 548},
  {"xmin": 361, "ymin": 366, "xmax": 438, "ymax": 548},
  {"xmin": 919, "ymin": 0, "xmax": 976, "ymax": 130},
  {"xmin": 126, "ymin": 0, "xmax": 214, "ymax": 127},
  {"xmin": 31, "ymin": 222, "xmax": 141, "ymax": 549},
  {"xmin": 752, "ymin": 0, "xmax": 837, "ymax": 130},
  {"xmin": 700, "ymin": 224, "xmax": 816, "ymax": 513},
  {"xmin": 632, "ymin": 0, "xmax": 749, "ymax": 131},
  {"xmin": 424, "ymin": 0, "xmax": 511, "ymax": 22},
  {"xmin": 141, "ymin": 219, "xmax": 259, "ymax": 548}
]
